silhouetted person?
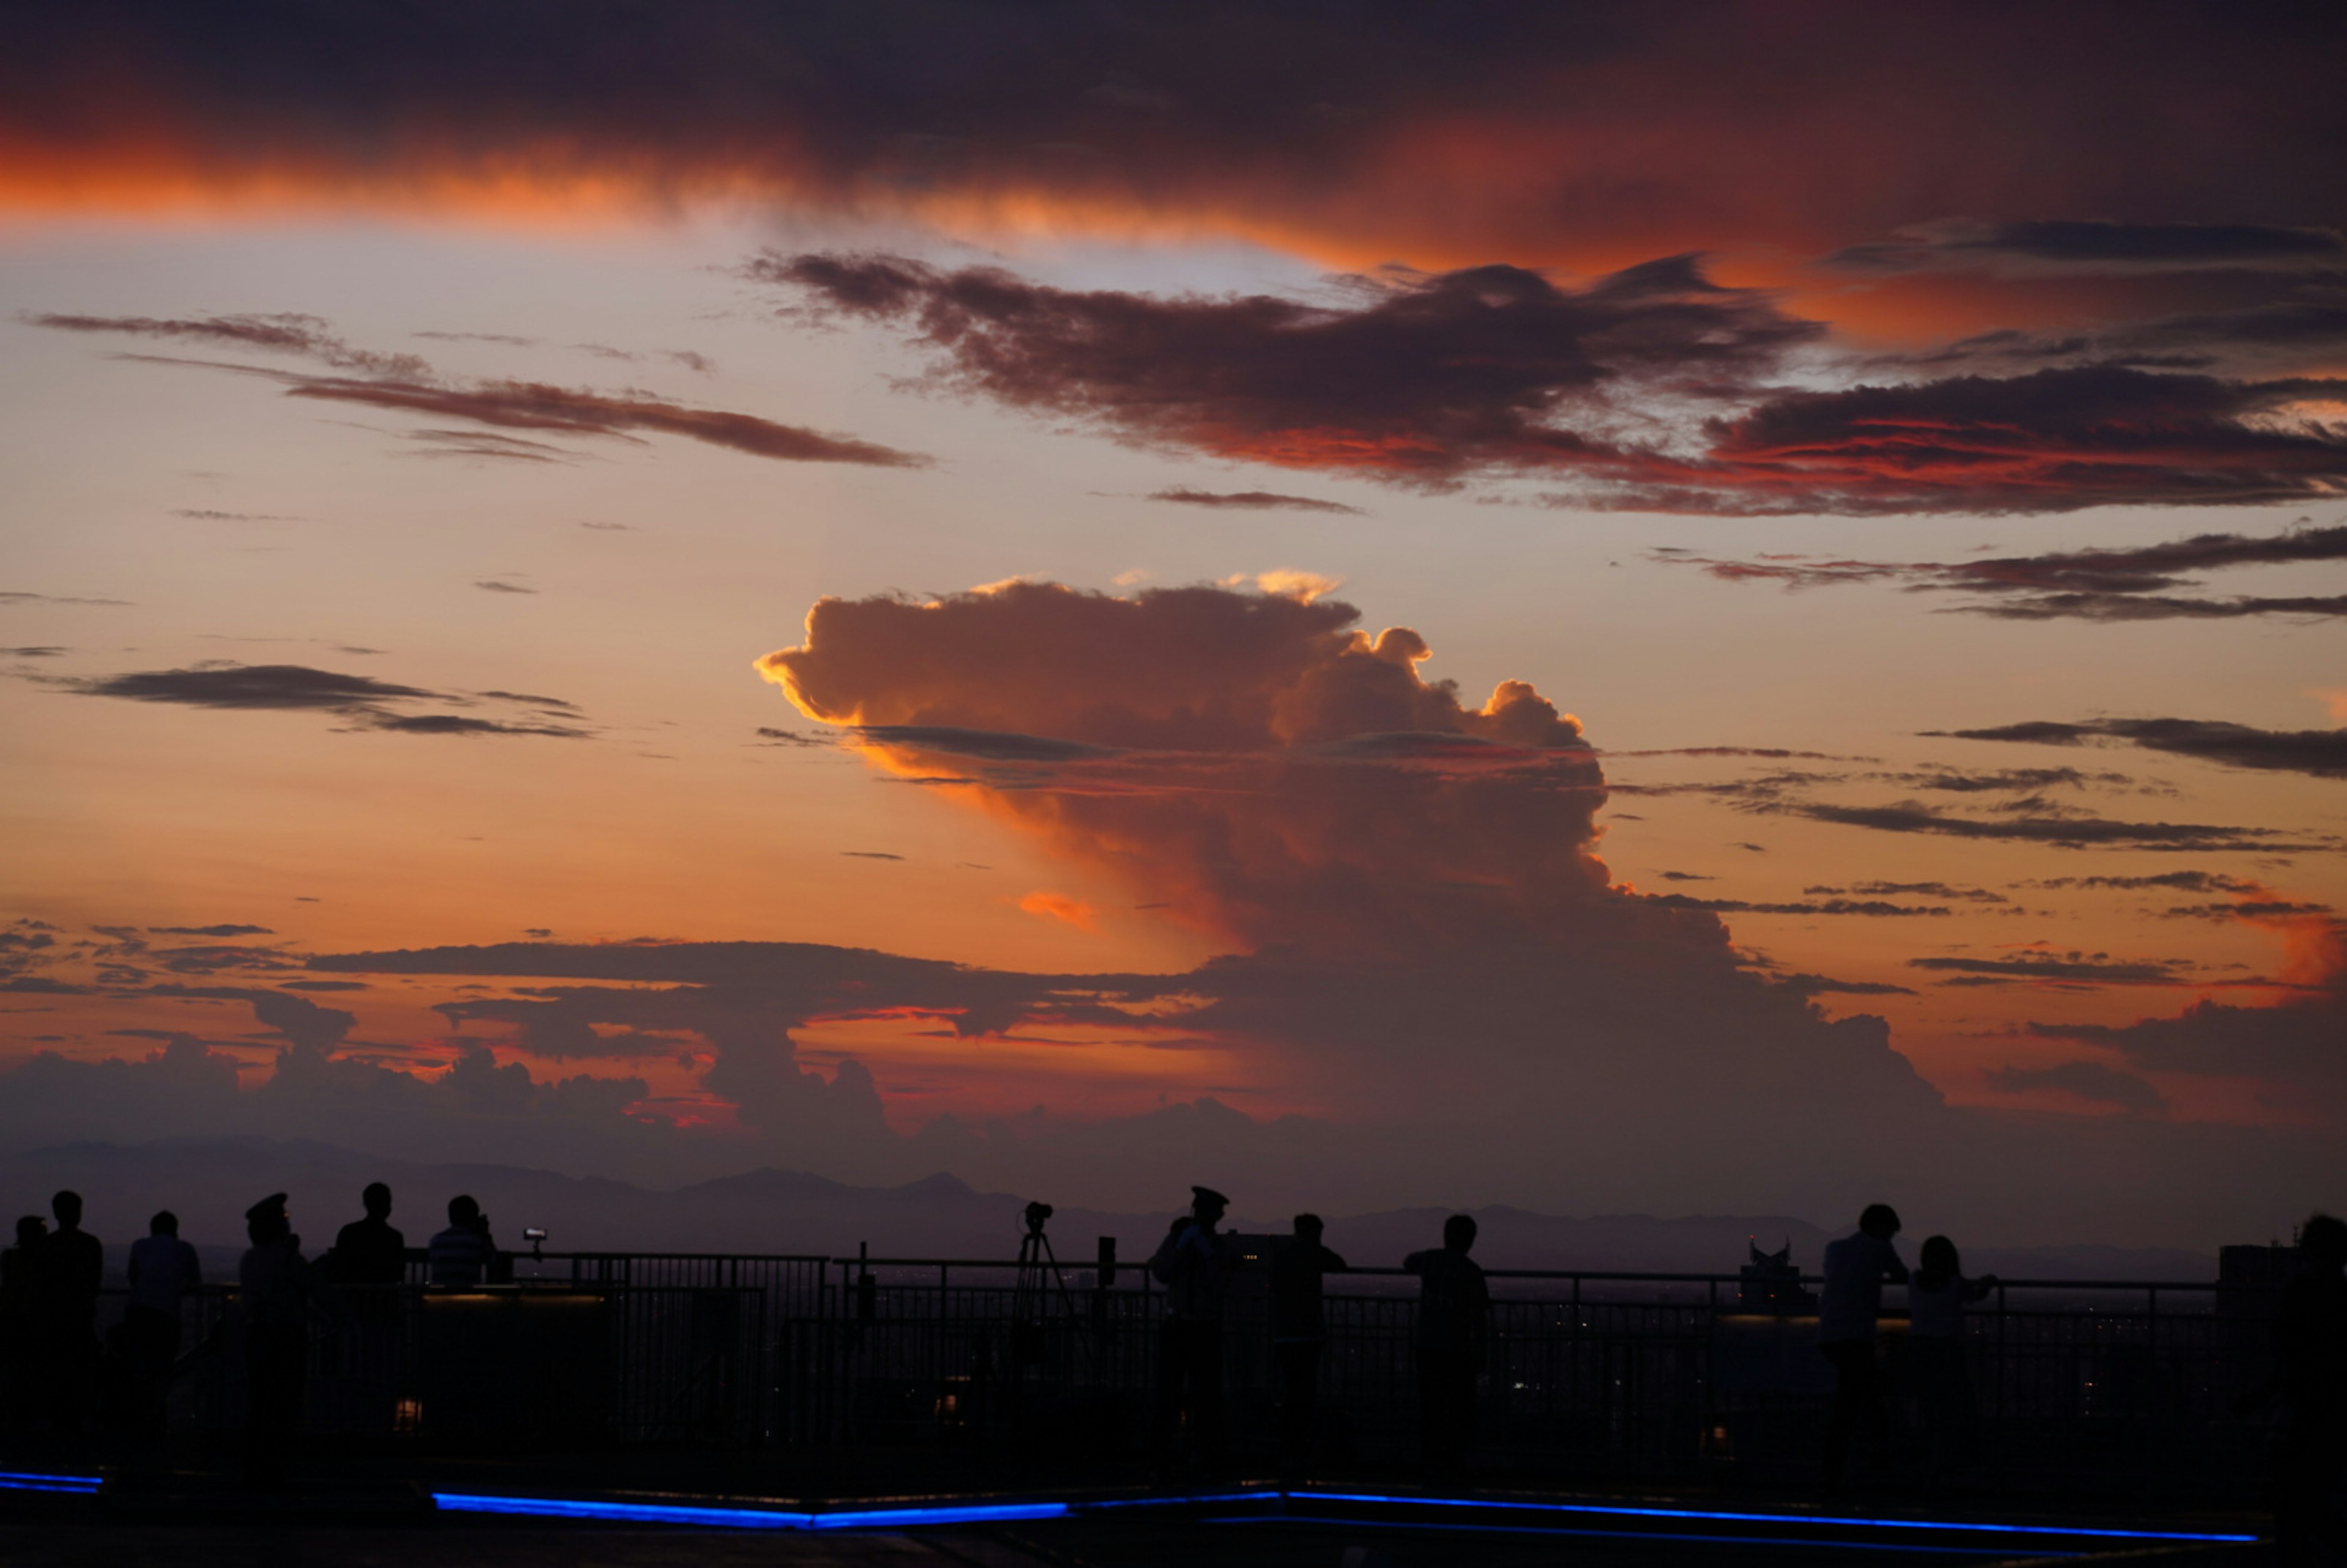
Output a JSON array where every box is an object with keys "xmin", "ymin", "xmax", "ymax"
[
  {"xmin": 239, "ymin": 1192, "xmax": 316, "ymax": 1487},
  {"xmin": 428, "ymin": 1195, "xmax": 498, "ymax": 1286},
  {"xmin": 1907, "ymin": 1234, "xmax": 1995, "ymax": 1481},
  {"xmin": 1818, "ymin": 1203, "xmax": 1908, "ymax": 1491},
  {"xmin": 44, "ymin": 1190, "xmax": 102, "ymax": 1437},
  {"xmin": 124, "ymin": 1210, "xmax": 200, "ymax": 1435},
  {"xmin": 1405, "ymin": 1214, "xmax": 1489, "ymax": 1474},
  {"xmin": 325, "ymin": 1182, "xmax": 408, "ymax": 1426},
  {"xmin": 2242, "ymin": 1213, "xmax": 2347, "ymax": 1561},
  {"xmin": 1150, "ymin": 1185, "xmax": 1237, "ymax": 1470},
  {"xmin": 0, "ymin": 1215, "xmax": 48, "ymax": 1431},
  {"xmin": 328, "ymin": 1183, "xmax": 407, "ymax": 1303},
  {"xmin": 1272, "ymin": 1212, "xmax": 1347, "ymax": 1467}
]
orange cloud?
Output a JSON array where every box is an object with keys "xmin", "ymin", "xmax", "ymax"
[{"xmin": 1017, "ymin": 892, "xmax": 1098, "ymax": 932}]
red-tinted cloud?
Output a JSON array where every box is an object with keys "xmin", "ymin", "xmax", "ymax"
[
  {"xmin": 5, "ymin": 3, "xmax": 2340, "ymax": 281},
  {"xmin": 771, "ymin": 256, "xmax": 2347, "ymax": 513}
]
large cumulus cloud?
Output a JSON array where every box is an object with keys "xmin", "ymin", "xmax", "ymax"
[{"xmin": 757, "ymin": 581, "xmax": 1941, "ymax": 1156}]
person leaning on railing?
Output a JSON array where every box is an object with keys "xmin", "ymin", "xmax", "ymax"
[{"xmin": 427, "ymin": 1195, "xmax": 500, "ymax": 1287}]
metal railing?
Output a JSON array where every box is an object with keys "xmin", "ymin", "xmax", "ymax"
[{"xmin": 56, "ymin": 1250, "xmax": 2290, "ymax": 1500}]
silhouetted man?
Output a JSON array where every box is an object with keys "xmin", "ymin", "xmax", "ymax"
[
  {"xmin": 1405, "ymin": 1214, "xmax": 1489, "ymax": 1473},
  {"xmin": 45, "ymin": 1190, "xmax": 102, "ymax": 1437},
  {"xmin": 1272, "ymin": 1212, "xmax": 1347, "ymax": 1467},
  {"xmin": 1818, "ymin": 1202, "xmax": 1908, "ymax": 1490},
  {"xmin": 329, "ymin": 1183, "xmax": 407, "ymax": 1303},
  {"xmin": 428, "ymin": 1195, "xmax": 498, "ymax": 1286},
  {"xmin": 125, "ymin": 1210, "xmax": 200, "ymax": 1434},
  {"xmin": 2271, "ymin": 1213, "xmax": 2347, "ymax": 1560},
  {"xmin": 1151, "ymin": 1185, "xmax": 1237, "ymax": 1470},
  {"xmin": 239, "ymin": 1192, "xmax": 316, "ymax": 1487},
  {"xmin": 327, "ymin": 1183, "xmax": 408, "ymax": 1427}
]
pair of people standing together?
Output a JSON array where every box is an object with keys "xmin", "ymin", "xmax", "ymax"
[
  {"xmin": 1148, "ymin": 1185, "xmax": 1489, "ymax": 1473},
  {"xmin": 1818, "ymin": 1203, "xmax": 1996, "ymax": 1488}
]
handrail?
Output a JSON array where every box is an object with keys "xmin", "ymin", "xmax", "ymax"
[{"xmin": 826, "ymin": 1257, "xmax": 2235, "ymax": 1291}]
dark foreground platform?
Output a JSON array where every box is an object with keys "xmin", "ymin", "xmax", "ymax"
[{"xmin": 1, "ymin": 1463, "xmax": 2274, "ymax": 1568}]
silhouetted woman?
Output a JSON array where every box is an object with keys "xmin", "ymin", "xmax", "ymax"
[{"xmin": 1907, "ymin": 1234, "xmax": 1996, "ymax": 1479}]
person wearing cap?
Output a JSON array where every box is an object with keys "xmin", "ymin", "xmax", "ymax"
[
  {"xmin": 238, "ymin": 1192, "xmax": 318, "ymax": 1486},
  {"xmin": 1150, "ymin": 1185, "xmax": 1238, "ymax": 1469}
]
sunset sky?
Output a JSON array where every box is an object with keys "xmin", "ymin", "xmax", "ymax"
[{"xmin": 4, "ymin": 2, "xmax": 2343, "ymax": 1248}]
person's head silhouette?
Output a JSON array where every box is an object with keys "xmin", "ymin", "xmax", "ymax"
[
  {"xmin": 1444, "ymin": 1214, "xmax": 1477, "ymax": 1253},
  {"xmin": 447, "ymin": 1194, "xmax": 481, "ymax": 1229},
  {"xmin": 1191, "ymin": 1186, "xmax": 1229, "ymax": 1226},
  {"xmin": 150, "ymin": 1211, "xmax": 178, "ymax": 1237},
  {"xmin": 51, "ymin": 1190, "xmax": 83, "ymax": 1231},
  {"xmin": 246, "ymin": 1192, "xmax": 290, "ymax": 1247},
  {"xmin": 13, "ymin": 1215, "xmax": 44, "ymax": 1248},
  {"xmin": 1858, "ymin": 1203, "xmax": 1901, "ymax": 1240},
  {"xmin": 1294, "ymin": 1213, "xmax": 1323, "ymax": 1241},
  {"xmin": 363, "ymin": 1182, "xmax": 392, "ymax": 1220},
  {"xmin": 2303, "ymin": 1213, "xmax": 2347, "ymax": 1277},
  {"xmin": 1917, "ymin": 1234, "xmax": 1959, "ymax": 1284}
]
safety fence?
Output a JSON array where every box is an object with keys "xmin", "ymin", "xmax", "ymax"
[{"xmin": 48, "ymin": 1250, "xmax": 2291, "ymax": 1499}]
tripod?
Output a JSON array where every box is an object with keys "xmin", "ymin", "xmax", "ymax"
[{"xmin": 1011, "ymin": 1201, "xmax": 1096, "ymax": 1381}]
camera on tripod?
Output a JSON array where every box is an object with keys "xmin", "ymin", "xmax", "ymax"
[{"xmin": 1023, "ymin": 1200, "xmax": 1052, "ymax": 1238}]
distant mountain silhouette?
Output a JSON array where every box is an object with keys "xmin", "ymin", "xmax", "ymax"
[{"xmin": 0, "ymin": 1137, "xmax": 2214, "ymax": 1280}]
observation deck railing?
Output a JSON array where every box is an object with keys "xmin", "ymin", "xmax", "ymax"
[{"xmin": 77, "ymin": 1250, "xmax": 2282, "ymax": 1501}]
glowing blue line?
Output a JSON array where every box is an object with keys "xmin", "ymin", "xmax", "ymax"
[
  {"xmin": 810, "ymin": 1502, "xmax": 1071, "ymax": 1530},
  {"xmin": 432, "ymin": 1494, "xmax": 815, "ymax": 1528},
  {"xmin": 1211, "ymin": 1516, "xmax": 2042, "ymax": 1556},
  {"xmin": 0, "ymin": 1470, "xmax": 102, "ymax": 1494},
  {"xmin": 1285, "ymin": 1492, "xmax": 2257, "ymax": 1544},
  {"xmin": 430, "ymin": 1492, "xmax": 1073, "ymax": 1531}
]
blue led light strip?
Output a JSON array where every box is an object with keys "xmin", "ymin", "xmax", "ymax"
[
  {"xmin": 1210, "ymin": 1515, "xmax": 2038, "ymax": 1556},
  {"xmin": 0, "ymin": 1470, "xmax": 103, "ymax": 1495},
  {"xmin": 430, "ymin": 1492, "xmax": 1073, "ymax": 1531},
  {"xmin": 1285, "ymin": 1491, "xmax": 2259, "ymax": 1545}
]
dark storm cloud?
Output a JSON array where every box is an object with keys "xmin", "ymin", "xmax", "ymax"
[
  {"xmin": 52, "ymin": 662, "xmax": 593, "ymax": 739},
  {"xmin": 1766, "ymin": 799, "xmax": 2332, "ymax": 853},
  {"xmin": 1985, "ymin": 1060, "xmax": 2167, "ymax": 1113},
  {"xmin": 1657, "ymin": 520, "xmax": 2347, "ymax": 618},
  {"xmin": 1677, "ymin": 366, "xmax": 2347, "ymax": 515},
  {"xmin": 1932, "ymin": 717, "xmax": 2347, "ymax": 780},
  {"xmin": 770, "ymin": 255, "xmax": 2347, "ymax": 513},
  {"xmin": 1144, "ymin": 488, "xmax": 1367, "ymax": 515},
  {"xmin": 764, "ymin": 250, "xmax": 1819, "ymax": 488},
  {"xmin": 7, "ymin": 1, "xmax": 2343, "ymax": 290}
]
